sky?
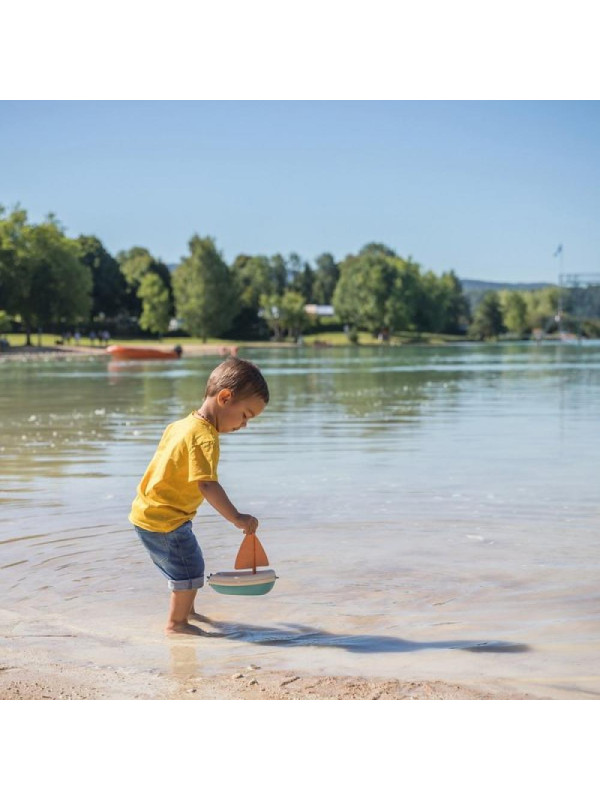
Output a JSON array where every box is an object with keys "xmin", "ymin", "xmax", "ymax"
[{"xmin": 1, "ymin": 100, "xmax": 599, "ymax": 283}]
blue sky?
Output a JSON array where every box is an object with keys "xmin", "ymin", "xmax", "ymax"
[{"xmin": 1, "ymin": 101, "xmax": 599, "ymax": 283}]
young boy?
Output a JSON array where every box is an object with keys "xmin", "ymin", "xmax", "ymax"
[{"xmin": 129, "ymin": 357, "xmax": 269, "ymax": 636}]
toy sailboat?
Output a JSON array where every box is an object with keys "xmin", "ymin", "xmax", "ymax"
[{"xmin": 207, "ymin": 533, "xmax": 278, "ymax": 596}]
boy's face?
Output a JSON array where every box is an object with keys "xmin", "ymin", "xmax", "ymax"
[{"xmin": 217, "ymin": 391, "xmax": 266, "ymax": 433}]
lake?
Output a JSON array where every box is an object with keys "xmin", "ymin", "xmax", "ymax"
[{"xmin": 1, "ymin": 342, "xmax": 599, "ymax": 698}]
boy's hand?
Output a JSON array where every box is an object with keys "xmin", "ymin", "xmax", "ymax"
[
  {"xmin": 234, "ymin": 513, "xmax": 258, "ymax": 535},
  {"xmin": 198, "ymin": 481, "xmax": 258, "ymax": 534}
]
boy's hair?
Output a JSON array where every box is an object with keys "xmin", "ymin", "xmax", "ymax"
[{"xmin": 204, "ymin": 357, "xmax": 269, "ymax": 403}]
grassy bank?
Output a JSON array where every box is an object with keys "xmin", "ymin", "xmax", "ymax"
[{"xmin": 3, "ymin": 331, "xmax": 470, "ymax": 349}]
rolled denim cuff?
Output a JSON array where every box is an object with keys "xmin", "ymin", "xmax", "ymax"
[{"xmin": 168, "ymin": 575, "xmax": 205, "ymax": 591}]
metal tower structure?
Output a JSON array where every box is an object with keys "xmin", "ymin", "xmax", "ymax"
[{"xmin": 557, "ymin": 273, "xmax": 600, "ymax": 338}]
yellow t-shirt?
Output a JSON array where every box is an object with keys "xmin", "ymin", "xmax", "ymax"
[{"xmin": 129, "ymin": 413, "xmax": 220, "ymax": 533}]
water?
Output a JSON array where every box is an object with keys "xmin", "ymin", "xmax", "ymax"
[{"xmin": 1, "ymin": 342, "xmax": 599, "ymax": 698}]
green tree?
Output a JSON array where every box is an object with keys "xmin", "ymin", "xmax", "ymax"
[
  {"xmin": 0, "ymin": 310, "xmax": 12, "ymax": 333},
  {"xmin": 270, "ymin": 254, "xmax": 288, "ymax": 295},
  {"xmin": 232, "ymin": 255, "xmax": 274, "ymax": 311},
  {"xmin": 469, "ymin": 291, "xmax": 505, "ymax": 339},
  {"xmin": 118, "ymin": 246, "xmax": 173, "ymax": 317},
  {"xmin": 500, "ymin": 290, "xmax": 529, "ymax": 336},
  {"xmin": 287, "ymin": 252, "xmax": 303, "ymax": 287},
  {"xmin": 0, "ymin": 208, "xmax": 92, "ymax": 344},
  {"xmin": 228, "ymin": 254, "xmax": 275, "ymax": 339},
  {"xmin": 333, "ymin": 250, "xmax": 418, "ymax": 335},
  {"xmin": 279, "ymin": 290, "xmax": 310, "ymax": 340},
  {"xmin": 291, "ymin": 263, "xmax": 315, "ymax": 303},
  {"xmin": 77, "ymin": 235, "xmax": 127, "ymax": 319},
  {"xmin": 173, "ymin": 235, "xmax": 238, "ymax": 341},
  {"xmin": 523, "ymin": 286, "xmax": 561, "ymax": 330},
  {"xmin": 359, "ymin": 242, "xmax": 397, "ymax": 258},
  {"xmin": 439, "ymin": 271, "xmax": 470, "ymax": 333},
  {"xmin": 0, "ymin": 207, "xmax": 28, "ymax": 327},
  {"xmin": 138, "ymin": 272, "xmax": 171, "ymax": 336},
  {"xmin": 259, "ymin": 292, "xmax": 283, "ymax": 340},
  {"xmin": 420, "ymin": 269, "xmax": 470, "ymax": 333},
  {"xmin": 312, "ymin": 252, "xmax": 339, "ymax": 305}
]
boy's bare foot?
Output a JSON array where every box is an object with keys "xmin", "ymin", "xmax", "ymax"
[
  {"xmin": 166, "ymin": 622, "xmax": 226, "ymax": 638},
  {"xmin": 165, "ymin": 622, "xmax": 206, "ymax": 636}
]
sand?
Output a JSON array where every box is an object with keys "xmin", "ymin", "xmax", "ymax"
[
  {"xmin": 0, "ymin": 665, "xmax": 526, "ymax": 700},
  {"xmin": 0, "ymin": 655, "xmax": 535, "ymax": 701}
]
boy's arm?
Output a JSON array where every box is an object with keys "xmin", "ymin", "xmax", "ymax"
[{"xmin": 198, "ymin": 480, "xmax": 258, "ymax": 535}]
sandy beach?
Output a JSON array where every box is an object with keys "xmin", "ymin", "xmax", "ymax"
[
  {"xmin": 0, "ymin": 605, "xmax": 537, "ymax": 701},
  {"xmin": 1, "ymin": 657, "xmax": 533, "ymax": 701}
]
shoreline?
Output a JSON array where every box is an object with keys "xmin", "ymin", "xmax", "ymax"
[
  {"xmin": 0, "ymin": 661, "xmax": 535, "ymax": 700},
  {"xmin": 0, "ymin": 342, "xmax": 302, "ymax": 362},
  {"xmin": 0, "ymin": 337, "xmax": 579, "ymax": 362}
]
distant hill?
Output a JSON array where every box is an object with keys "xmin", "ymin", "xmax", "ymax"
[
  {"xmin": 459, "ymin": 278, "xmax": 554, "ymax": 292},
  {"xmin": 459, "ymin": 278, "xmax": 555, "ymax": 312}
]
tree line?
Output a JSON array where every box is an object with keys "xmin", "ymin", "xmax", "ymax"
[{"xmin": 2, "ymin": 205, "xmax": 588, "ymax": 346}]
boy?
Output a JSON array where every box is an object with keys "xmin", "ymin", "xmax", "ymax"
[{"xmin": 129, "ymin": 357, "xmax": 269, "ymax": 636}]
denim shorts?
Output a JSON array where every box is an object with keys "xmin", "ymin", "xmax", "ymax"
[{"xmin": 135, "ymin": 521, "xmax": 205, "ymax": 591}]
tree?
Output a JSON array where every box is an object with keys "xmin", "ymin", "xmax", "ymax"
[
  {"xmin": 0, "ymin": 207, "xmax": 28, "ymax": 325},
  {"xmin": 173, "ymin": 235, "xmax": 238, "ymax": 341},
  {"xmin": 0, "ymin": 208, "xmax": 92, "ymax": 344},
  {"xmin": 291, "ymin": 263, "xmax": 315, "ymax": 304},
  {"xmin": 313, "ymin": 252, "xmax": 339, "ymax": 305},
  {"xmin": 279, "ymin": 291, "xmax": 310, "ymax": 340},
  {"xmin": 287, "ymin": 252, "xmax": 303, "ymax": 287},
  {"xmin": 0, "ymin": 310, "xmax": 11, "ymax": 334},
  {"xmin": 259, "ymin": 292, "xmax": 283, "ymax": 340},
  {"xmin": 359, "ymin": 242, "xmax": 397, "ymax": 258},
  {"xmin": 270, "ymin": 254, "xmax": 288, "ymax": 295},
  {"xmin": 232, "ymin": 255, "xmax": 274, "ymax": 311},
  {"xmin": 523, "ymin": 286, "xmax": 561, "ymax": 330},
  {"xmin": 77, "ymin": 235, "xmax": 127, "ymax": 319},
  {"xmin": 228, "ymin": 254, "xmax": 275, "ymax": 339},
  {"xmin": 117, "ymin": 246, "xmax": 173, "ymax": 317},
  {"xmin": 138, "ymin": 272, "xmax": 171, "ymax": 336},
  {"xmin": 500, "ymin": 290, "xmax": 528, "ymax": 336},
  {"xmin": 469, "ymin": 291, "xmax": 505, "ymax": 339},
  {"xmin": 420, "ymin": 269, "xmax": 470, "ymax": 333},
  {"xmin": 333, "ymin": 250, "xmax": 416, "ymax": 335}
]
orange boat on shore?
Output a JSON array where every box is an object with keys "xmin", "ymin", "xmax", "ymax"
[{"xmin": 106, "ymin": 345, "xmax": 183, "ymax": 360}]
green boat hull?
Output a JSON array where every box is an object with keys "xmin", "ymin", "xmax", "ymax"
[{"xmin": 209, "ymin": 580, "xmax": 276, "ymax": 596}]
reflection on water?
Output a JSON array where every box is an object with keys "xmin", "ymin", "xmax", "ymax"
[{"xmin": 1, "ymin": 343, "xmax": 599, "ymax": 696}]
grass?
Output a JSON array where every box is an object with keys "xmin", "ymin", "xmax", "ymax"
[
  {"xmin": 302, "ymin": 330, "xmax": 467, "ymax": 346},
  {"xmin": 3, "ymin": 333, "xmax": 242, "ymax": 348},
  {"xmin": 4, "ymin": 330, "xmax": 470, "ymax": 349}
]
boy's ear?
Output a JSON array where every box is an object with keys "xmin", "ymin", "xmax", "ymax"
[{"xmin": 217, "ymin": 388, "xmax": 232, "ymax": 405}]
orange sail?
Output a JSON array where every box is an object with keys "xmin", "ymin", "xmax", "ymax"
[{"xmin": 234, "ymin": 534, "xmax": 269, "ymax": 573}]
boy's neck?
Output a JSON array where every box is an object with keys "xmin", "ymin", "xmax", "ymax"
[{"xmin": 194, "ymin": 401, "xmax": 218, "ymax": 430}]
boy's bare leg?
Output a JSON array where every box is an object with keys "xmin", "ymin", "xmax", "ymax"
[{"xmin": 166, "ymin": 589, "xmax": 201, "ymax": 635}]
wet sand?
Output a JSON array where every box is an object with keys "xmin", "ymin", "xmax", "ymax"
[
  {"xmin": 0, "ymin": 605, "xmax": 538, "ymax": 701},
  {"xmin": 1, "ymin": 658, "xmax": 532, "ymax": 700}
]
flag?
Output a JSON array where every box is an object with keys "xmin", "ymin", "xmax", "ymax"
[{"xmin": 553, "ymin": 244, "xmax": 563, "ymax": 257}]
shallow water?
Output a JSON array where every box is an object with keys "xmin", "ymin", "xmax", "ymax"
[{"xmin": 1, "ymin": 342, "xmax": 599, "ymax": 698}]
